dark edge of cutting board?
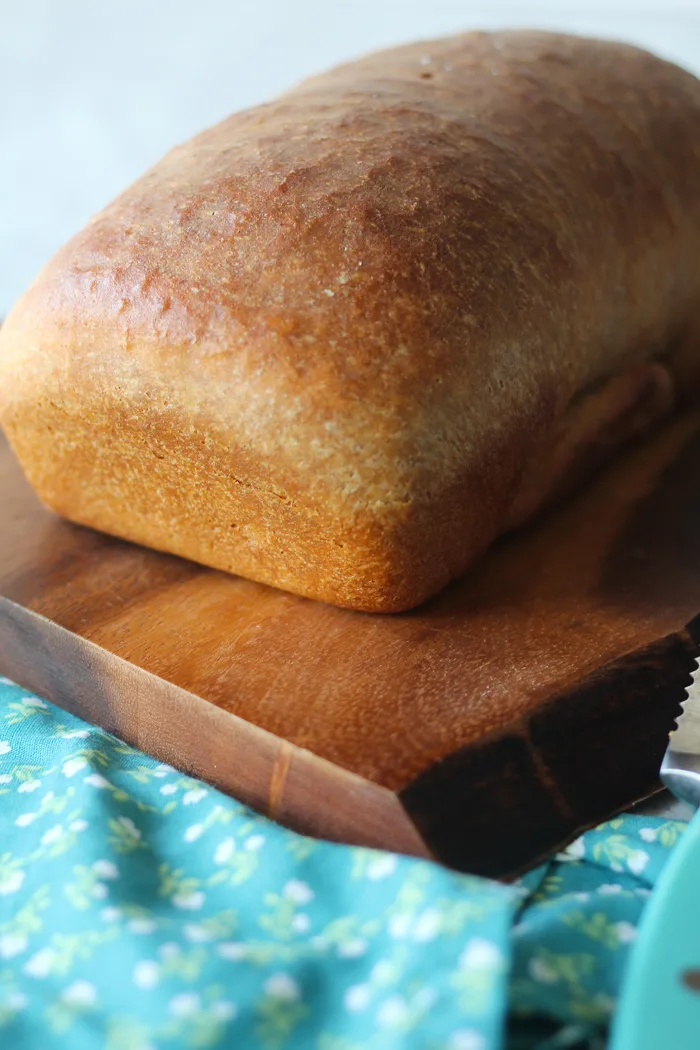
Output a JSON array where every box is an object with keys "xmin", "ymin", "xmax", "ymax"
[
  {"xmin": 1, "ymin": 591, "xmax": 695, "ymax": 877},
  {"xmin": 401, "ymin": 624, "xmax": 698, "ymax": 876}
]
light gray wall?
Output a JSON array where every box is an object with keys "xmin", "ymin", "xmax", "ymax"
[{"xmin": 2, "ymin": 0, "xmax": 699, "ymax": 316}]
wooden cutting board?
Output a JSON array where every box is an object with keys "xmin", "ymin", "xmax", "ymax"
[{"xmin": 1, "ymin": 416, "xmax": 699, "ymax": 878}]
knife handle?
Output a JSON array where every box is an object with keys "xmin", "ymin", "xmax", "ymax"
[{"xmin": 610, "ymin": 811, "xmax": 700, "ymax": 1050}]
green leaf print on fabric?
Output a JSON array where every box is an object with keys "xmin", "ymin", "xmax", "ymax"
[{"xmin": 0, "ymin": 676, "xmax": 687, "ymax": 1049}]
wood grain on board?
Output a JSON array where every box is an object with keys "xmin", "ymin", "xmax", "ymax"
[{"xmin": 2, "ymin": 416, "xmax": 700, "ymax": 877}]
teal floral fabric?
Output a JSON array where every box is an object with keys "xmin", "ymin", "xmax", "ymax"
[{"xmin": 0, "ymin": 676, "xmax": 686, "ymax": 1049}]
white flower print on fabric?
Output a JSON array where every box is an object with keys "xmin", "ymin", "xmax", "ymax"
[
  {"xmin": 211, "ymin": 1000, "xmax": 237, "ymax": 1021},
  {"xmin": 92, "ymin": 859, "xmax": 119, "ymax": 880},
  {"xmin": 182, "ymin": 789, "xmax": 207, "ymax": 806},
  {"xmin": 336, "ymin": 938, "xmax": 368, "ymax": 959},
  {"xmin": 614, "ymin": 922, "xmax": 637, "ymax": 944},
  {"xmin": 84, "ymin": 773, "xmax": 110, "ymax": 789},
  {"xmin": 366, "ymin": 855, "xmax": 397, "ymax": 880},
  {"xmin": 344, "ymin": 984, "xmax": 371, "ymax": 1012},
  {"xmin": 459, "ymin": 938, "xmax": 503, "ymax": 972},
  {"xmin": 412, "ymin": 907, "xmax": 441, "ymax": 942},
  {"xmin": 62, "ymin": 757, "xmax": 88, "ymax": 778},
  {"xmin": 172, "ymin": 891, "xmax": 205, "ymax": 911},
  {"xmin": 61, "ymin": 981, "xmax": 97, "ymax": 1007},
  {"xmin": 388, "ymin": 913, "xmax": 411, "ymax": 939},
  {"xmin": 376, "ymin": 994, "xmax": 409, "ymax": 1028},
  {"xmin": 5, "ymin": 992, "xmax": 28, "ymax": 1012},
  {"xmin": 450, "ymin": 1030, "xmax": 487, "ymax": 1050},
  {"xmin": 0, "ymin": 677, "xmax": 680, "ymax": 1050},
  {"xmin": 214, "ymin": 838, "xmax": 235, "ymax": 864},
  {"xmin": 40, "ymin": 825, "xmax": 63, "ymax": 846},
  {"xmin": 264, "ymin": 973, "xmax": 301, "ymax": 1000},
  {"xmin": 158, "ymin": 942, "xmax": 180, "ymax": 960},
  {"xmin": 564, "ymin": 837, "xmax": 586, "ymax": 860},
  {"xmin": 0, "ymin": 933, "xmax": 28, "ymax": 958},
  {"xmin": 627, "ymin": 850, "xmax": 650, "ymax": 875},
  {"xmin": 169, "ymin": 992, "xmax": 200, "ymax": 1017},
  {"xmin": 283, "ymin": 880, "xmax": 314, "ymax": 905},
  {"xmin": 100, "ymin": 907, "xmax": 122, "ymax": 923},
  {"xmin": 0, "ymin": 870, "xmax": 25, "ymax": 895},
  {"xmin": 184, "ymin": 923, "xmax": 215, "ymax": 943},
  {"xmin": 217, "ymin": 942, "xmax": 247, "ymax": 961},
  {"xmin": 128, "ymin": 918, "xmax": 157, "ymax": 935},
  {"xmin": 24, "ymin": 948, "xmax": 55, "ymax": 978},
  {"xmin": 183, "ymin": 823, "xmax": 204, "ymax": 842},
  {"xmin": 133, "ymin": 960, "xmax": 160, "ymax": 989},
  {"xmin": 370, "ymin": 960, "xmax": 393, "ymax": 983}
]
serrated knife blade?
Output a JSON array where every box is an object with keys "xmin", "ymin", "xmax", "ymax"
[{"xmin": 661, "ymin": 659, "xmax": 700, "ymax": 808}]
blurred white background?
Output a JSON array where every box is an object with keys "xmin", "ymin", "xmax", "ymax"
[{"xmin": 2, "ymin": 0, "xmax": 700, "ymax": 317}]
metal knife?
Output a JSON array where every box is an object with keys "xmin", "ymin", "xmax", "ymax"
[{"xmin": 611, "ymin": 663, "xmax": 700, "ymax": 1050}]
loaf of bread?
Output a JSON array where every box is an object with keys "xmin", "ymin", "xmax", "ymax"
[{"xmin": 2, "ymin": 31, "xmax": 700, "ymax": 612}]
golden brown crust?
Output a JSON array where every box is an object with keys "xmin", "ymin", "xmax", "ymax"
[{"xmin": 2, "ymin": 31, "xmax": 700, "ymax": 611}]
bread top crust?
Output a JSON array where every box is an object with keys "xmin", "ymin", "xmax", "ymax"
[{"xmin": 2, "ymin": 31, "xmax": 700, "ymax": 582}]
